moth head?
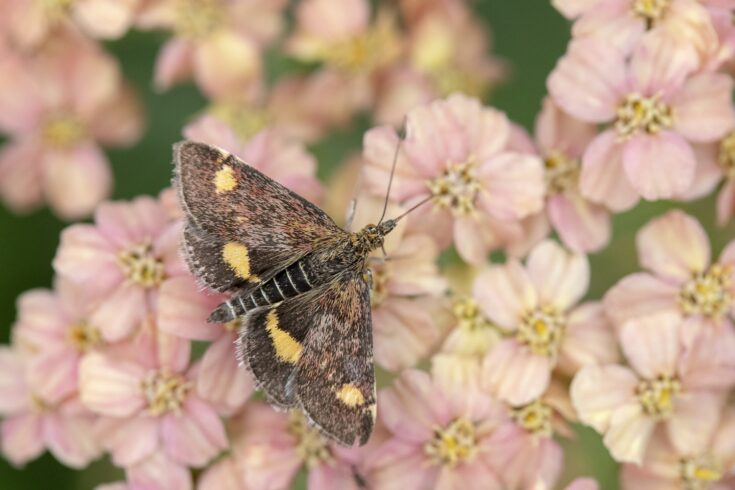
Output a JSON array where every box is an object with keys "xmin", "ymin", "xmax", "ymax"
[{"xmin": 359, "ymin": 220, "xmax": 396, "ymax": 251}]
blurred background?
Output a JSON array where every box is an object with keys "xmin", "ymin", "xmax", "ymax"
[{"xmin": 0, "ymin": 0, "xmax": 732, "ymax": 488}]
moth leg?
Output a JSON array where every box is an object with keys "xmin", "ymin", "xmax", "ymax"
[
  {"xmin": 345, "ymin": 197, "xmax": 358, "ymax": 231},
  {"xmin": 363, "ymin": 268, "xmax": 373, "ymax": 290}
]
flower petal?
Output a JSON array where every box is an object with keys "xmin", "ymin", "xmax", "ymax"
[
  {"xmin": 473, "ymin": 261, "xmax": 536, "ymax": 329},
  {"xmin": 602, "ymin": 273, "xmax": 679, "ymax": 328},
  {"xmin": 43, "ymin": 410, "xmax": 101, "ymax": 468},
  {"xmin": 161, "ymin": 396, "xmax": 228, "ymax": 467},
  {"xmin": 1, "ymin": 413, "xmax": 44, "ymax": 466},
  {"xmin": 154, "ymin": 38, "xmax": 195, "ymax": 91},
  {"xmin": 604, "ymin": 403, "xmax": 656, "ymax": 464},
  {"xmin": 547, "ymin": 193, "xmax": 610, "ymax": 253},
  {"xmin": 527, "ymin": 239, "xmax": 589, "ymax": 311},
  {"xmin": 477, "ymin": 152, "xmax": 545, "ymax": 221},
  {"xmin": 672, "ymin": 73, "xmax": 735, "ymax": 142},
  {"xmin": 79, "ymin": 353, "xmax": 146, "ymax": 417},
  {"xmin": 559, "ymin": 302, "xmax": 619, "ymax": 375},
  {"xmin": 667, "ymin": 392, "xmax": 722, "ymax": 456},
  {"xmin": 196, "ymin": 335, "xmax": 255, "ymax": 415},
  {"xmin": 96, "ymin": 415, "xmax": 158, "ymax": 467},
  {"xmin": 570, "ymin": 364, "xmax": 638, "ymax": 432},
  {"xmin": 619, "ymin": 313, "xmax": 681, "ymax": 379},
  {"xmin": 580, "ymin": 130, "xmax": 639, "ymax": 211},
  {"xmin": 481, "ymin": 339, "xmax": 551, "ymax": 405}
]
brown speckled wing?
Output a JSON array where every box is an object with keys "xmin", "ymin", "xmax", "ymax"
[{"xmin": 174, "ymin": 140, "xmax": 345, "ymax": 292}]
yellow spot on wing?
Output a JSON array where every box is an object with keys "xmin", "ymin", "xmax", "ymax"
[
  {"xmin": 222, "ymin": 242, "xmax": 259, "ymax": 281},
  {"xmin": 266, "ymin": 310, "xmax": 302, "ymax": 364},
  {"xmin": 214, "ymin": 165, "xmax": 237, "ymax": 193},
  {"xmin": 336, "ymin": 383, "xmax": 365, "ymax": 407}
]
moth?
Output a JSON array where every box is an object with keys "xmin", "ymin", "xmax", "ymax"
[{"xmin": 174, "ymin": 140, "xmax": 422, "ymax": 446}]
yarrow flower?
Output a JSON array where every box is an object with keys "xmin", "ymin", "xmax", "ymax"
[{"xmin": 363, "ymin": 93, "xmax": 545, "ymax": 264}]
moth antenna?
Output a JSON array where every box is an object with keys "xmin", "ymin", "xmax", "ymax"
[
  {"xmin": 377, "ymin": 118, "xmax": 407, "ymax": 225},
  {"xmin": 392, "ymin": 194, "xmax": 434, "ymax": 223}
]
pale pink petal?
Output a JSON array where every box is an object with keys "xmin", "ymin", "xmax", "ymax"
[
  {"xmin": 0, "ymin": 50, "xmax": 44, "ymax": 133},
  {"xmin": 63, "ymin": 43, "xmax": 120, "ymax": 120},
  {"xmin": 672, "ymin": 73, "xmax": 735, "ymax": 142},
  {"xmin": 1, "ymin": 413, "xmax": 43, "ymax": 466},
  {"xmin": 308, "ymin": 463, "xmax": 360, "ymax": 490},
  {"xmin": 404, "ymin": 102, "xmax": 468, "ymax": 177},
  {"xmin": 126, "ymin": 451, "xmax": 193, "ymax": 490},
  {"xmin": 196, "ymin": 335, "xmax": 254, "ymax": 415},
  {"xmin": 477, "ymin": 152, "xmax": 545, "ymax": 220},
  {"xmin": 436, "ymin": 460, "xmax": 503, "ymax": 490},
  {"xmin": 604, "ymin": 403, "xmax": 656, "ymax": 464},
  {"xmin": 580, "ymin": 130, "xmax": 640, "ymax": 211},
  {"xmin": 43, "ymin": 144, "xmax": 112, "ymax": 220},
  {"xmin": 94, "ymin": 483, "xmax": 128, "ymax": 490},
  {"xmin": 73, "ymin": 0, "xmax": 136, "ymax": 39},
  {"xmin": 636, "ymin": 209, "xmax": 710, "ymax": 279},
  {"xmin": 0, "ymin": 348, "xmax": 28, "ymax": 415},
  {"xmin": 362, "ymin": 126, "xmax": 423, "ymax": 202},
  {"xmin": 547, "ymin": 193, "xmax": 610, "ymax": 253},
  {"xmin": 27, "ymin": 348, "xmax": 78, "ymax": 404},
  {"xmin": 89, "ymin": 285, "xmax": 147, "ymax": 342},
  {"xmin": 161, "ymin": 396, "xmax": 228, "ymax": 467},
  {"xmin": 444, "ymin": 93, "xmax": 510, "ymax": 162},
  {"xmin": 79, "ymin": 353, "xmax": 146, "ymax": 417},
  {"xmin": 473, "ymin": 261, "xmax": 536, "ymax": 329},
  {"xmin": 53, "ymin": 225, "xmax": 119, "ymax": 288},
  {"xmin": 43, "ymin": 411, "xmax": 101, "ymax": 468},
  {"xmin": 156, "ymin": 329, "xmax": 191, "ymax": 375},
  {"xmin": 535, "ymin": 97, "xmax": 598, "ymax": 157},
  {"xmin": 667, "ymin": 392, "xmax": 722, "ymax": 455},
  {"xmin": 559, "ymin": 302, "xmax": 619, "ymax": 374},
  {"xmin": 193, "ymin": 32, "xmax": 261, "ymax": 99},
  {"xmin": 198, "ymin": 456, "xmax": 243, "ymax": 490},
  {"xmin": 679, "ymin": 320, "xmax": 735, "ymax": 390},
  {"xmin": 481, "ymin": 340, "xmax": 551, "ymax": 405},
  {"xmin": 551, "ymin": 0, "xmax": 601, "ymax": 18},
  {"xmin": 547, "ymin": 39, "xmax": 626, "ymax": 122},
  {"xmin": 91, "ymin": 84, "xmax": 145, "ymax": 147},
  {"xmin": 94, "ymin": 197, "xmax": 167, "ymax": 250},
  {"xmin": 565, "ymin": 478, "xmax": 600, "ymax": 490},
  {"xmin": 369, "ymin": 439, "xmax": 437, "ymax": 490},
  {"xmin": 453, "ymin": 215, "xmax": 492, "ymax": 265},
  {"xmin": 527, "ymin": 239, "xmax": 589, "ymax": 311},
  {"xmin": 294, "ymin": 0, "xmax": 368, "ymax": 41},
  {"xmin": 619, "ymin": 313, "xmax": 681, "ymax": 379},
  {"xmin": 630, "ymin": 31, "xmax": 698, "ymax": 97},
  {"xmin": 13, "ymin": 289, "xmax": 68, "ymax": 351},
  {"xmin": 96, "ymin": 416, "xmax": 158, "ymax": 467},
  {"xmin": 717, "ymin": 180, "xmax": 735, "ymax": 226},
  {"xmin": 602, "ymin": 273, "xmax": 679, "ymax": 328},
  {"xmin": 572, "ymin": 1, "xmax": 645, "ymax": 55},
  {"xmin": 622, "ymin": 132, "xmax": 696, "ymax": 201},
  {"xmin": 571, "ymin": 364, "xmax": 638, "ymax": 432},
  {"xmin": 679, "ymin": 143, "xmax": 723, "ymax": 201},
  {"xmin": 0, "ymin": 139, "xmax": 44, "ymax": 213},
  {"xmin": 154, "ymin": 39, "xmax": 195, "ymax": 91},
  {"xmin": 158, "ymin": 277, "xmax": 223, "ymax": 341}
]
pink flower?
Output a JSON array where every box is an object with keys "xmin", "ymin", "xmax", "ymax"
[
  {"xmin": 686, "ymin": 130, "xmax": 735, "ymax": 225},
  {"xmin": 5, "ymin": 0, "xmax": 141, "ymax": 47},
  {"xmin": 520, "ymin": 97, "xmax": 611, "ymax": 252},
  {"xmin": 548, "ymin": 34, "xmax": 735, "ymax": 202},
  {"xmin": 604, "ymin": 210, "xmax": 735, "ymax": 345},
  {"xmin": 363, "ymin": 93, "xmax": 545, "ymax": 264},
  {"xmin": 94, "ymin": 451, "xmax": 194, "ymax": 490},
  {"xmin": 621, "ymin": 411, "xmax": 735, "ymax": 490},
  {"xmin": 0, "ymin": 347, "xmax": 101, "ymax": 468},
  {"xmin": 570, "ymin": 0, "xmax": 719, "ymax": 59},
  {"xmin": 371, "ymin": 369, "xmax": 506, "ymax": 490},
  {"xmin": 183, "ymin": 115, "xmax": 323, "ymax": 203},
  {"xmin": 477, "ymin": 240, "xmax": 618, "ymax": 405},
  {"xmin": 53, "ymin": 196, "xmax": 185, "ymax": 342},
  {"xmin": 0, "ymin": 34, "xmax": 144, "ymax": 219},
  {"xmin": 79, "ymin": 321, "xmax": 228, "ymax": 471},
  {"xmin": 137, "ymin": 0, "xmax": 286, "ymax": 98},
  {"xmin": 571, "ymin": 313, "xmax": 735, "ymax": 464}
]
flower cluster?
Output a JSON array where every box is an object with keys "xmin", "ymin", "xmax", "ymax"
[{"xmin": 1, "ymin": 1, "xmax": 735, "ymax": 490}]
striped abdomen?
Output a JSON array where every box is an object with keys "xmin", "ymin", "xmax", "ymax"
[{"xmin": 210, "ymin": 259, "xmax": 317, "ymax": 323}]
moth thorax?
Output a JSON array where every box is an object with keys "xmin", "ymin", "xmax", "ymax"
[
  {"xmin": 287, "ymin": 411, "xmax": 333, "ymax": 468},
  {"xmin": 141, "ymin": 370, "xmax": 191, "ymax": 416}
]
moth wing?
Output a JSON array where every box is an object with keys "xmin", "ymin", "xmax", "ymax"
[
  {"xmin": 296, "ymin": 272, "xmax": 375, "ymax": 446},
  {"xmin": 174, "ymin": 140, "xmax": 345, "ymax": 291}
]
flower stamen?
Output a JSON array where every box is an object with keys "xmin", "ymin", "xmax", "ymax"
[
  {"xmin": 512, "ymin": 399, "xmax": 553, "ymax": 437},
  {"xmin": 174, "ymin": 0, "xmax": 226, "ymax": 39},
  {"xmin": 117, "ymin": 242, "xmax": 166, "ymax": 288},
  {"xmin": 141, "ymin": 370, "xmax": 191, "ymax": 416},
  {"xmin": 678, "ymin": 264, "xmax": 733, "ymax": 319},
  {"xmin": 516, "ymin": 305, "xmax": 566, "ymax": 359},
  {"xmin": 615, "ymin": 93, "xmax": 673, "ymax": 138},
  {"xmin": 41, "ymin": 113, "xmax": 86, "ymax": 149},
  {"xmin": 427, "ymin": 159, "xmax": 481, "ymax": 216},
  {"xmin": 633, "ymin": 0, "xmax": 669, "ymax": 25},
  {"xmin": 680, "ymin": 454, "xmax": 722, "ymax": 490},
  {"xmin": 287, "ymin": 411, "xmax": 332, "ymax": 468},
  {"xmin": 424, "ymin": 417, "xmax": 477, "ymax": 467},
  {"xmin": 636, "ymin": 375, "xmax": 680, "ymax": 418},
  {"xmin": 66, "ymin": 321, "xmax": 102, "ymax": 353},
  {"xmin": 718, "ymin": 131, "xmax": 735, "ymax": 180},
  {"xmin": 544, "ymin": 151, "xmax": 580, "ymax": 195},
  {"xmin": 322, "ymin": 16, "xmax": 399, "ymax": 74}
]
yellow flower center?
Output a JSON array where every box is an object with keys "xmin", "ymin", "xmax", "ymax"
[
  {"xmin": 30, "ymin": 393, "xmax": 51, "ymax": 414},
  {"xmin": 117, "ymin": 242, "xmax": 166, "ymax": 288},
  {"xmin": 517, "ymin": 305, "xmax": 566, "ymax": 359},
  {"xmin": 544, "ymin": 151, "xmax": 580, "ymax": 195},
  {"xmin": 287, "ymin": 411, "xmax": 332, "ymax": 468},
  {"xmin": 637, "ymin": 375, "xmax": 680, "ymax": 418},
  {"xmin": 368, "ymin": 263, "xmax": 390, "ymax": 307},
  {"xmin": 41, "ymin": 113, "xmax": 86, "ymax": 149},
  {"xmin": 322, "ymin": 16, "xmax": 400, "ymax": 74},
  {"xmin": 66, "ymin": 321, "xmax": 102, "ymax": 353},
  {"xmin": 678, "ymin": 264, "xmax": 733, "ymax": 319},
  {"xmin": 209, "ymin": 103, "xmax": 270, "ymax": 142},
  {"xmin": 718, "ymin": 131, "xmax": 735, "ymax": 180},
  {"xmin": 429, "ymin": 68, "xmax": 485, "ymax": 99},
  {"xmin": 427, "ymin": 159, "xmax": 481, "ymax": 217},
  {"xmin": 424, "ymin": 417, "xmax": 477, "ymax": 467},
  {"xmin": 633, "ymin": 0, "xmax": 669, "ymax": 24},
  {"xmin": 680, "ymin": 455, "xmax": 722, "ymax": 490},
  {"xmin": 174, "ymin": 0, "xmax": 226, "ymax": 39},
  {"xmin": 141, "ymin": 370, "xmax": 191, "ymax": 416},
  {"xmin": 512, "ymin": 399, "xmax": 553, "ymax": 437},
  {"xmin": 615, "ymin": 93, "xmax": 673, "ymax": 138},
  {"xmin": 40, "ymin": 0, "xmax": 74, "ymax": 20}
]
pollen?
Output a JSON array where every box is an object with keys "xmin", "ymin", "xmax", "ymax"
[
  {"xmin": 265, "ymin": 310, "xmax": 303, "ymax": 364},
  {"xmin": 287, "ymin": 411, "xmax": 332, "ymax": 468},
  {"xmin": 426, "ymin": 158, "xmax": 481, "ymax": 217},
  {"xmin": 544, "ymin": 151, "xmax": 580, "ymax": 195},
  {"xmin": 516, "ymin": 305, "xmax": 566, "ymax": 359},
  {"xmin": 213, "ymin": 164, "xmax": 237, "ymax": 193},
  {"xmin": 174, "ymin": 0, "xmax": 225, "ymax": 39},
  {"xmin": 678, "ymin": 264, "xmax": 732, "ymax": 319},
  {"xmin": 336, "ymin": 383, "xmax": 365, "ymax": 407},
  {"xmin": 615, "ymin": 93, "xmax": 673, "ymax": 138},
  {"xmin": 424, "ymin": 417, "xmax": 478, "ymax": 467},
  {"xmin": 512, "ymin": 399, "xmax": 553, "ymax": 437},
  {"xmin": 718, "ymin": 130, "xmax": 735, "ymax": 180},
  {"xmin": 41, "ymin": 113, "xmax": 86, "ymax": 149},
  {"xmin": 222, "ymin": 242, "xmax": 258, "ymax": 281},
  {"xmin": 322, "ymin": 14, "xmax": 400, "ymax": 74},
  {"xmin": 636, "ymin": 375, "xmax": 680, "ymax": 418},
  {"xmin": 680, "ymin": 454, "xmax": 722, "ymax": 488},
  {"xmin": 66, "ymin": 321, "xmax": 102, "ymax": 353},
  {"xmin": 141, "ymin": 370, "xmax": 191, "ymax": 416},
  {"xmin": 117, "ymin": 242, "xmax": 165, "ymax": 288},
  {"xmin": 632, "ymin": 0, "xmax": 669, "ymax": 24},
  {"xmin": 210, "ymin": 103, "xmax": 269, "ymax": 141}
]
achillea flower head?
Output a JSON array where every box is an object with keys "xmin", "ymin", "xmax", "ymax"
[
  {"xmin": 363, "ymin": 93, "xmax": 545, "ymax": 264},
  {"xmin": 477, "ymin": 240, "xmax": 618, "ymax": 405}
]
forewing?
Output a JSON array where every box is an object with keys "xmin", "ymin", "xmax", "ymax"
[{"xmin": 174, "ymin": 140, "xmax": 345, "ymax": 290}]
